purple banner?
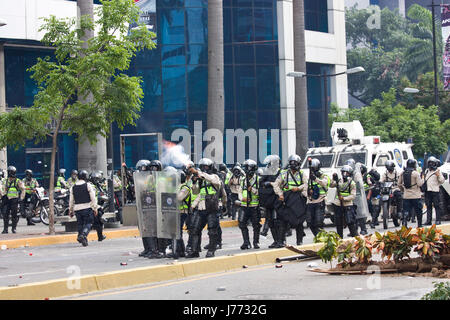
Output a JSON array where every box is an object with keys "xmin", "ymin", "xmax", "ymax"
[{"xmin": 442, "ymin": 5, "xmax": 450, "ymax": 90}]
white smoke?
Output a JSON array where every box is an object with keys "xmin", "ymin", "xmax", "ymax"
[{"xmin": 160, "ymin": 141, "xmax": 191, "ymax": 168}]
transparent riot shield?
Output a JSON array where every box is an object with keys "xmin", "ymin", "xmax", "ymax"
[
  {"xmin": 155, "ymin": 170, "xmax": 181, "ymax": 240},
  {"xmin": 134, "ymin": 171, "xmax": 158, "ymax": 238},
  {"xmin": 354, "ymin": 163, "xmax": 370, "ymax": 220}
]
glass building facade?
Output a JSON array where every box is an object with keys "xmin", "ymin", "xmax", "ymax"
[{"xmin": 4, "ymin": 0, "xmax": 332, "ymax": 178}]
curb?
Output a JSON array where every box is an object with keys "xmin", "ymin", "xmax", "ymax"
[
  {"xmin": 0, "ymin": 220, "xmax": 239, "ymax": 250},
  {"xmin": 1, "ymin": 223, "xmax": 449, "ymax": 300}
]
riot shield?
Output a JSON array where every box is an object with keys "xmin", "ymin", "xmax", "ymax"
[
  {"xmin": 354, "ymin": 163, "xmax": 370, "ymax": 219},
  {"xmin": 155, "ymin": 170, "xmax": 181, "ymax": 240},
  {"xmin": 134, "ymin": 170, "xmax": 158, "ymax": 238}
]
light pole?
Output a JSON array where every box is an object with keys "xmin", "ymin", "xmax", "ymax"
[
  {"xmin": 0, "ymin": 18, "xmax": 7, "ymax": 171},
  {"xmin": 287, "ymin": 67, "xmax": 365, "ymax": 146}
]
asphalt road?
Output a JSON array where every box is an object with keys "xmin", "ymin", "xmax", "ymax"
[
  {"xmin": 0, "ymin": 219, "xmax": 421, "ymax": 289},
  {"xmin": 63, "ymin": 257, "xmax": 439, "ymax": 301}
]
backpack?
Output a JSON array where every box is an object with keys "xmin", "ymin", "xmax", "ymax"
[
  {"xmin": 403, "ymin": 169, "xmax": 413, "ymax": 189},
  {"xmin": 368, "ymin": 169, "xmax": 380, "ymax": 182}
]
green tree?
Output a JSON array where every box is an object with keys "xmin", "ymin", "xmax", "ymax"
[
  {"xmin": 346, "ymin": 5, "xmax": 442, "ymax": 103},
  {"xmin": 0, "ymin": 0, "xmax": 155, "ymax": 234},
  {"xmin": 329, "ymin": 88, "xmax": 450, "ymax": 158}
]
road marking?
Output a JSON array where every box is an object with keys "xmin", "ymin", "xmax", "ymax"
[
  {"xmin": 0, "ymin": 268, "xmax": 68, "ymax": 279},
  {"xmin": 68, "ymin": 264, "xmax": 275, "ymax": 300}
]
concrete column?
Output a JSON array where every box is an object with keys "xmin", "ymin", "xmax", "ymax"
[
  {"xmin": 277, "ymin": 0, "xmax": 297, "ymax": 165},
  {"xmin": 0, "ymin": 43, "xmax": 7, "ymax": 170}
]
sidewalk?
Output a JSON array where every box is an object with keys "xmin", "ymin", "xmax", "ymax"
[{"xmin": 0, "ymin": 217, "xmax": 239, "ymax": 249}]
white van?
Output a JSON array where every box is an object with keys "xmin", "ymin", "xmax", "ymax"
[{"xmin": 301, "ymin": 121, "xmax": 414, "ymax": 219}]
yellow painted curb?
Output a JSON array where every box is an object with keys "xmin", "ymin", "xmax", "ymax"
[
  {"xmin": 0, "ymin": 220, "xmax": 239, "ymax": 249},
  {"xmin": 1, "ymin": 223, "xmax": 449, "ymax": 300}
]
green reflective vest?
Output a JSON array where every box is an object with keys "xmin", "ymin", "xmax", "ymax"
[
  {"xmin": 22, "ymin": 178, "xmax": 38, "ymax": 195},
  {"xmin": 55, "ymin": 176, "xmax": 65, "ymax": 191},
  {"xmin": 363, "ymin": 174, "xmax": 372, "ymax": 191},
  {"xmin": 283, "ymin": 170, "xmax": 304, "ymax": 191},
  {"xmin": 6, "ymin": 178, "xmax": 21, "ymax": 199},
  {"xmin": 241, "ymin": 175, "xmax": 259, "ymax": 206},
  {"xmin": 179, "ymin": 183, "xmax": 191, "ymax": 211},
  {"xmin": 224, "ymin": 171, "xmax": 232, "ymax": 185},
  {"xmin": 336, "ymin": 180, "xmax": 354, "ymax": 198},
  {"xmin": 311, "ymin": 173, "xmax": 330, "ymax": 195}
]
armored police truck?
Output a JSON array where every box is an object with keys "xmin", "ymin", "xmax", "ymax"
[{"xmin": 301, "ymin": 120, "xmax": 415, "ymax": 221}]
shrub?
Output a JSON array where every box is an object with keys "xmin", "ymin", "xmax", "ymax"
[{"xmin": 421, "ymin": 282, "xmax": 450, "ymax": 300}]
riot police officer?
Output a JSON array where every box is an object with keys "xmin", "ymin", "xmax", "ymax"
[
  {"xmin": 55, "ymin": 169, "xmax": 67, "ymax": 192},
  {"xmin": 0, "ymin": 170, "xmax": 5, "ymax": 220},
  {"xmin": 273, "ymin": 155, "xmax": 308, "ymax": 245},
  {"xmin": 22, "ymin": 170, "xmax": 40, "ymax": 226},
  {"xmin": 67, "ymin": 170, "xmax": 78, "ymax": 189},
  {"xmin": 88, "ymin": 171, "xmax": 107, "ymax": 242},
  {"xmin": 172, "ymin": 170, "xmax": 192, "ymax": 258},
  {"xmin": 2, "ymin": 166, "xmax": 25, "ymax": 234},
  {"xmin": 380, "ymin": 160, "xmax": 402, "ymax": 227},
  {"xmin": 424, "ymin": 156, "xmax": 445, "ymax": 225},
  {"xmin": 186, "ymin": 158, "xmax": 222, "ymax": 258},
  {"xmin": 330, "ymin": 165, "xmax": 358, "ymax": 238},
  {"xmin": 306, "ymin": 158, "xmax": 330, "ymax": 236},
  {"xmin": 69, "ymin": 170, "xmax": 97, "ymax": 246},
  {"xmin": 259, "ymin": 155, "xmax": 285, "ymax": 248},
  {"xmin": 399, "ymin": 159, "xmax": 424, "ymax": 227},
  {"xmin": 238, "ymin": 159, "xmax": 261, "ymax": 250},
  {"xmin": 227, "ymin": 164, "xmax": 243, "ymax": 220}
]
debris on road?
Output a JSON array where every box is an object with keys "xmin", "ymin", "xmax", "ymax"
[
  {"xmin": 217, "ymin": 287, "xmax": 226, "ymax": 291},
  {"xmin": 275, "ymin": 264, "xmax": 283, "ymax": 268},
  {"xmin": 120, "ymin": 262, "xmax": 128, "ymax": 266}
]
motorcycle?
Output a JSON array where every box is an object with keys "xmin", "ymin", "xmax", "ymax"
[
  {"xmin": 21, "ymin": 187, "xmax": 51, "ymax": 225},
  {"xmin": 54, "ymin": 189, "xmax": 69, "ymax": 216},
  {"xmin": 380, "ymin": 181, "xmax": 400, "ymax": 229}
]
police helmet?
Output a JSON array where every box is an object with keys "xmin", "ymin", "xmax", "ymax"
[
  {"xmin": 406, "ymin": 159, "xmax": 417, "ymax": 169},
  {"xmin": 149, "ymin": 160, "xmax": 163, "ymax": 172},
  {"xmin": 427, "ymin": 156, "xmax": 439, "ymax": 169},
  {"xmin": 25, "ymin": 169, "xmax": 33, "ymax": 178},
  {"xmin": 232, "ymin": 164, "xmax": 242, "ymax": 176},
  {"xmin": 310, "ymin": 158, "xmax": 321, "ymax": 172},
  {"xmin": 243, "ymin": 159, "xmax": 258, "ymax": 175},
  {"xmin": 71, "ymin": 169, "xmax": 78, "ymax": 177},
  {"xmin": 341, "ymin": 165, "xmax": 353, "ymax": 180},
  {"xmin": 180, "ymin": 170, "xmax": 187, "ymax": 183},
  {"xmin": 78, "ymin": 170, "xmax": 89, "ymax": 181},
  {"xmin": 385, "ymin": 160, "xmax": 396, "ymax": 172},
  {"xmin": 257, "ymin": 168, "xmax": 263, "ymax": 176},
  {"xmin": 136, "ymin": 159, "xmax": 151, "ymax": 171},
  {"xmin": 90, "ymin": 171, "xmax": 102, "ymax": 183},
  {"xmin": 59, "ymin": 168, "xmax": 66, "ymax": 177},
  {"xmin": 263, "ymin": 155, "xmax": 281, "ymax": 169},
  {"xmin": 358, "ymin": 163, "xmax": 367, "ymax": 175},
  {"xmin": 7, "ymin": 166, "xmax": 17, "ymax": 178},
  {"xmin": 288, "ymin": 154, "xmax": 302, "ymax": 171},
  {"xmin": 218, "ymin": 163, "xmax": 227, "ymax": 172},
  {"xmin": 199, "ymin": 158, "xmax": 214, "ymax": 174},
  {"xmin": 346, "ymin": 159, "xmax": 356, "ymax": 169}
]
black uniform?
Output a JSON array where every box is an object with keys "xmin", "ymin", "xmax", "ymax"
[{"xmin": 70, "ymin": 180, "xmax": 96, "ymax": 246}]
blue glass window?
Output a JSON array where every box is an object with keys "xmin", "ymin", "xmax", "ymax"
[
  {"xmin": 137, "ymin": 68, "xmax": 162, "ymax": 111},
  {"xmin": 163, "ymin": 113, "xmax": 188, "ymax": 140},
  {"xmin": 233, "ymin": 8, "xmax": 254, "ymax": 42},
  {"xmin": 162, "ymin": 66, "xmax": 187, "ymax": 112},
  {"xmin": 186, "ymin": 8, "xmax": 208, "ymax": 44},
  {"xmin": 224, "ymin": 44, "xmax": 233, "ymax": 65},
  {"xmin": 162, "ymin": 45, "xmax": 186, "ymax": 65},
  {"xmin": 234, "ymin": 44, "xmax": 254, "ymax": 64},
  {"xmin": 254, "ymin": 8, "xmax": 273, "ymax": 41},
  {"xmin": 187, "ymin": 66, "xmax": 207, "ymax": 111},
  {"xmin": 234, "ymin": 66, "xmax": 256, "ymax": 111},
  {"xmin": 232, "ymin": 0, "xmax": 252, "ymax": 7},
  {"xmin": 255, "ymin": 44, "xmax": 275, "ymax": 65},
  {"xmin": 254, "ymin": 0, "xmax": 274, "ymax": 8},
  {"xmin": 236, "ymin": 111, "xmax": 257, "ymax": 130},
  {"xmin": 256, "ymin": 66, "xmax": 277, "ymax": 110},
  {"xmin": 223, "ymin": 8, "xmax": 233, "ymax": 44},
  {"xmin": 186, "ymin": 45, "xmax": 207, "ymax": 65},
  {"xmin": 135, "ymin": 47, "xmax": 161, "ymax": 69},
  {"xmin": 185, "ymin": 0, "xmax": 207, "ymax": 7},
  {"xmin": 158, "ymin": 0, "xmax": 184, "ymax": 8},
  {"xmin": 224, "ymin": 66, "xmax": 235, "ymax": 111},
  {"xmin": 305, "ymin": 0, "xmax": 328, "ymax": 33},
  {"xmin": 159, "ymin": 8, "xmax": 185, "ymax": 45}
]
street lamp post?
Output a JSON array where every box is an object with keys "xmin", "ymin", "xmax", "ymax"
[
  {"xmin": 0, "ymin": 19, "xmax": 7, "ymax": 171},
  {"xmin": 287, "ymin": 67, "xmax": 365, "ymax": 146}
]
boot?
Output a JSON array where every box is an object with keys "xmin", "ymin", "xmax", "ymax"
[
  {"xmin": 139, "ymin": 237, "xmax": 150, "ymax": 257},
  {"xmin": 157, "ymin": 238, "xmax": 167, "ymax": 258},
  {"xmin": 186, "ymin": 234, "xmax": 201, "ymax": 258},
  {"xmin": 349, "ymin": 223, "xmax": 359, "ymax": 237},
  {"xmin": 417, "ymin": 213, "xmax": 422, "ymax": 228},
  {"xmin": 2, "ymin": 217, "xmax": 8, "ymax": 234},
  {"xmin": 358, "ymin": 218, "xmax": 368, "ymax": 235},
  {"xmin": 295, "ymin": 226, "xmax": 304, "ymax": 245},
  {"xmin": 253, "ymin": 227, "xmax": 260, "ymax": 249},
  {"xmin": 240, "ymin": 227, "xmax": 251, "ymax": 250},
  {"xmin": 97, "ymin": 230, "xmax": 106, "ymax": 242},
  {"xmin": 260, "ymin": 219, "xmax": 269, "ymax": 237},
  {"xmin": 145, "ymin": 237, "xmax": 163, "ymax": 259},
  {"xmin": 205, "ymin": 250, "xmax": 215, "ymax": 258},
  {"xmin": 268, "ymin": 227, "xmax": 278, "ymax": 248}
]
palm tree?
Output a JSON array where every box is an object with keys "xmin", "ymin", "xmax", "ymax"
[
  {"xmin": 206, "ymin": 0, "xmax": 224, "ymax": 159},
  {"xmin": 77, "ymin": 0, "xmax": 108, "ymax": 176},
  {"xmin": 403, "ymin": 4, "xmax": 442, "ymax": 82},
  {"xmin": 293, "ymin": 0, "xmax": 308, "ymax": 157}
]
